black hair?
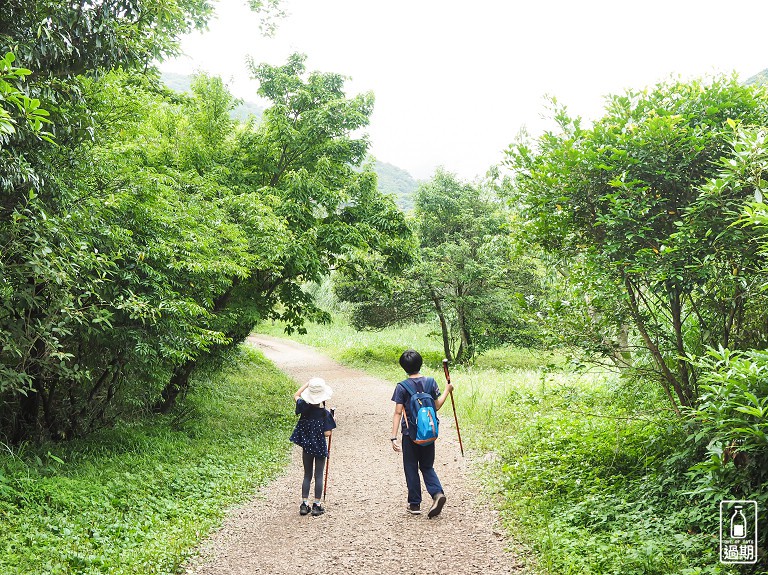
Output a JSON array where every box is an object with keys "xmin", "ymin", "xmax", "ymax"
[{"xmin": 399, "ymin": 349, "xmax": 423, "ymax": 374}]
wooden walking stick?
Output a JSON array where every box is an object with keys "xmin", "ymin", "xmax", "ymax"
[
  {"xmin": 442, "ymin": 359, "xmax": 464, "ymax": 457},
  {"xmin": 322, "ymin": 408, "xmax": 335, "ymax": 502}
]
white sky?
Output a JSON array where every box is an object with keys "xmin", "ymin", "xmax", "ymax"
[{"xmin": 161, "ymin": 0, "xmax": 768, "ymax": 180}]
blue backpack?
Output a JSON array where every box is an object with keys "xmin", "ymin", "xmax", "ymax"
[{"xmin": 399, "ymin": 378, "xmax": 439, "ymax": 445}]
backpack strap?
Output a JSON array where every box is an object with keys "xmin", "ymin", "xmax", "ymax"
[
  {"xmin": 400, "ymin": 378, "xmax": 439, "ymax": 398},
  {"xmin": 397, "ymin": 379, "xmax": 417, "ymax": 429},
  {"xmin": 398, "ymin": 379, "xmax": 417, "ymax": 397}
]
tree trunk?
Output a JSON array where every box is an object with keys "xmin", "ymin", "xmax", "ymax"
[
  {"xmin": 624, "ymin": 276, "xmax": 686, "ymax": 413},
  {"xmin": 612, "ymin": 323, "xmax": 632, "ymax": 368},
  {"xmin": 154, "ymin": 361, "xmax": 196, "ymax": 414},
  {"xmin": 154, "ymin": 281, "xmax": 242, "ymax": 414},
  {"xmin": 11, "ymin": 337, "xmax": 45, "ymax": 443},
  {"xmin": 13, "ymin": 388, "xmax": 40, "ymax": 443},
  {"xmin": 456, "ymin": 307, "xmax": 473, "ymax": 363},
  {"xmin": 668, "ymin": 281, "xmax": 694, "ymax": 405},
  {"xmin": 430, "ymin": 290, "xmax": 452, "ymax": 361}
]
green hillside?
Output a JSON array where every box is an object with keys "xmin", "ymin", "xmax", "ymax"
[
  {"xmin": 746, "ymin": 68, "xmax": 768, "ymax": 85},
  {"xmin": 373, "ymin": 160, "xmax": 418, "ymax": 211}
]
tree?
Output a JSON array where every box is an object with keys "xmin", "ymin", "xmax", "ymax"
[
  {"xmin": 340, "ymin": 169, "xmax": 543, "ymax": 363},
  {"xmin": 0, "ymin": 1, "xmax": 217, "ymax": 441},
  {"xmin": 0, "ymin": 1, "xmax": 287, "ymax": 440},
  {"xmin": 154, "ymin": 54, "xmax": 412, "ymax": 412},
  {"xmin": 507, "ymin": 76, "xmax": 768, "ymax": 411}
]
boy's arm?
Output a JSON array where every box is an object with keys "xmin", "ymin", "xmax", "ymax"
[
  {"xmin": 390, "ymin": 404, "xmax": 404, "ymax": 452},
  {"xmin": 434, "ymin": 382, "xmax": 454, "ymax": 411}
]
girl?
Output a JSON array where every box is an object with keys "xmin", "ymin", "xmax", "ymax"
[{"xmin": 289, "ymin": 377, "xmax": 336, "ymax": 516}]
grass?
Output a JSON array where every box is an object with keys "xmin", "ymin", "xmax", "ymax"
[
  {"xmin": 0, "ymin": 346, "xmax": 295, "ymax": 575},
  {"xmin": 257, "ymin": 317, "xmax": 739, "ymax": 575},
  {"xmin": 257, "ymin": 318, "xmax": 566, "ymax": 381}
]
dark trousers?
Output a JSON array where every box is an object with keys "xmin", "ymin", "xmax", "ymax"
[
  {"xmin": 302, "ymin": 450, "xmax": 326, "ymax": 500},
  {"xmin": 401, "ymin": 435, "xmax": 444, "ymax": 505}
]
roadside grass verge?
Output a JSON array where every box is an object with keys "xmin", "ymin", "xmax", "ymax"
[
  {"xmin": 0, "ymin": 346, "xmax": 295, "ymax": 575},
  {"xmin": 258, "ymin": 318, "xmax": 732, "ymax": 575},
  {"xmin": 479, "ymin": 371, "xmax": 729, "ymax": 575}
]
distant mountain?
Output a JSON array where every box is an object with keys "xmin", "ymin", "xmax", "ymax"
[
  {"xmin": 161, "ymin": 72, "xmax": 263, "ymax": 122},
  {"xmin": 161, "ymin": 71, "xmax": 193, "ymax": 93},
  {"xmin": 746, "ymin": 68, "xmax": 768, "ymax": 86},
  {"xmin": 373, "ymin": 160, "xmax": 418, "ymax": 211},
  {"xmin": 161, "ymin": 73, "xmax": 418, "ymax": 210}
]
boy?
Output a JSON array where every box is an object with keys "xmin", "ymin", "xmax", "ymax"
[{"xmin": 390, "ymin": 349, "xmax": 454, "ymax": 517}]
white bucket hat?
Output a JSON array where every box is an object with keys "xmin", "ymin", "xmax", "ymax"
[{"xmin": 300, "ymin": 377, "xmax": 333, "ymax": 404}]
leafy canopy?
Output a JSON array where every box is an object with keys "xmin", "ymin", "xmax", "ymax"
[{"xmin": 507, "ymin": 76, "xmax": 768, "ymax": 409}]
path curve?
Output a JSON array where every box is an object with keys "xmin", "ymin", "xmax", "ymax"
[{"xmin": 184, "ymin": 335, "xmax": 524, "ymax": 575}]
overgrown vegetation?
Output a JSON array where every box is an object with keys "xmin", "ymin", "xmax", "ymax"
[{"xmin": 0, "ymin": 346, "xmax": 294, "ymax": 575}]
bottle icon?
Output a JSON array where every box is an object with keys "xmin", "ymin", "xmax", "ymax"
[{"xmin": 730, "ymin": 505, "xmax": 747, "ymax": 539}]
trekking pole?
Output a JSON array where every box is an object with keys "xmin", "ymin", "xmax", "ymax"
[
  {"xmin": 323, "ymin": 408, "xmax": 335, "ymax": 502},
  {"xmin": 442, "ymin": 359, "xmax": 464, "ymax": 457}
]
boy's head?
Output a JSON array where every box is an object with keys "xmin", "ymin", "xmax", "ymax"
[{"xmin": 399, "ymin": 349, "xmax": 423, "ymax": 375}]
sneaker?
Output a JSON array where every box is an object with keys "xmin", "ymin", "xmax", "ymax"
[
  {"xmin": 299, "ymin": 502, "xmax": 310, "ymax": 516},
  {"xmin": 311, "ymin": 503, "xmax": 325, "ymax": 516},
  {"xmin": 407, "ymin": 504, "xmax": 421, "ymax": 515},
  {"xmin": 428, "ymin": 493, "xmax": 446, "ymax": 518}
]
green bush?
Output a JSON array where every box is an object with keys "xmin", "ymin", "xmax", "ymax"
[
  {"xmin": 487, "ymin": 373, "xmax": 731, "ymax": 575},
  {"xmin": 687, "ymin": 347, "xmax": 768, "ymax": 561}
]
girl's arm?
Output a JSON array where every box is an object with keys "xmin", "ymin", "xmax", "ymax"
[{"xmin": 293, "ymin": 383, "xmax": 309, "ymax": 402}]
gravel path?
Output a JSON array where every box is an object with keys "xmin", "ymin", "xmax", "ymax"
[{"xmin": 184, "ymin": 335, "xmax": 526, "ymax": 575}]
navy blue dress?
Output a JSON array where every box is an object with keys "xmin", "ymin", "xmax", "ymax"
[{"xmin": 290, "ymin": 399, "xmax": 336, "ymax": 457}]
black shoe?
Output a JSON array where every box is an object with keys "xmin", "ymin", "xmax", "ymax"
[
  {"xmin": 407, "ymin": 504, "xmax": 421, "ymax": 515},
  {"xmin": 311, "ymin": 503, "xmax": 325, "ymax": 516},
  {"xmin": 428, "ymin": 493, "xmax": 446, "ymax": 518},
  {"xmin": 299, "ymin": 502, "xmax": 310, "ymax": 516}
]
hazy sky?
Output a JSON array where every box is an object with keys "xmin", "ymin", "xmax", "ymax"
[{"xmin": 161, "ymin": 0, "xmax": 768, "ymax": 180}]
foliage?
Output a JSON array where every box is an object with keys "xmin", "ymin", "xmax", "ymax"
[
  {"xmin": 161, "ymin": 71, "xmax": 265, "ymax": 122},
  {"xmin": 0, "ymin": 0, "xmax": 220, "ymax": 440},
  {"xmin": 338, "ymin": 169, "xmax": 545, "ymax": 363},
  {"xmin": 0, "ymin": 346, "xmax": 295, "ymax": 575},
  {"xmin": 687, "ymin": 349, "xmax": 768, "ymax": 512},
  {"xmin": 2, "ymin": 14, "xmax": 411, "ymax": 438},
  {"xmin": 507, "ymin": 76, "xmax": 768, "ymax": 411},
  {"xmin": 0, "ymin": 52, "xmax": 52, "ymax": 145},
  {"xmin": 1, "ymin": 70, "xmax": 250, "ymax": 439},
  {"xmin": 148, "ymin": 52, "xmax": 413, "ymax": 411}
]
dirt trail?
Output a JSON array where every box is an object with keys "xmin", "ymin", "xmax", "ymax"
[{"xmin": 184, "ymin": 335, "xmax": 525, "ymax": 575}]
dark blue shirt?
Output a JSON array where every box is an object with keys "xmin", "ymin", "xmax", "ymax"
[
  {"xmin": 289, "ymin": 399, "xmax": 336, "ymax": 457},
  {"xmin": 391, "ymin": 376, "xmax": 439, "ymax": 437}
]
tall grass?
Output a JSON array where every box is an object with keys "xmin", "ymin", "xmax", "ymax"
[{"xmin": 0, "ymin": 347, "xmax": 295, "ymax": 575}]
